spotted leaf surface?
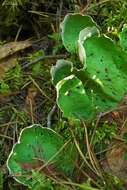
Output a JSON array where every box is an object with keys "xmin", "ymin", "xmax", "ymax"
[
  {"xmin": 7, "ymin": 125, "xmax": 77, "ymax": 187},
  {"xmin": 52, "ymin": 13, "xmax": 127, "ymax": 121},
  {"xmin": 83, "ymin": 35, "xmax": 127, "ymax": 102},
  {"xmin": 56, "ymin": 72, "xmax": 119, "ymax": 120}
]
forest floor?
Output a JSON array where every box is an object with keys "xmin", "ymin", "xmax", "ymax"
[{"xmin": 1, "ymin": 0, "xmax": 127, "ymax": 189}]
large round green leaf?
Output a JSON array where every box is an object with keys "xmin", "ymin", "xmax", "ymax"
[
  {"xmin": 56, "ymin": 73, "xmax": 119, "ymax": 121},
  {"xmin": 61, "ymin": 13, "xmax": 97, "ymax": 54},
  {"xmin": 83, "ymin": 35, "xmax": 127, "ymax": 102},
  {"xmin": 7, "ymin": 125, "xmax": 77, "ymax": 187},
  {"xmin": 56, "ymin": 75, "xmax": 93, "ymax": 120}
]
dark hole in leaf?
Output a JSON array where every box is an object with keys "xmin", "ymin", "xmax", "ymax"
[
  {"xmin": 105, "ymin": 68, "xmax": 108, "ymax": 73},
  {"xmin": 105, "ymin": 78, "xmax": 111, "ymax": 82},
  {"xmin": 89, "ymin": 53, "xmax": 94, "ymax": 57},
  {"xmin": 112, "ymin": 91, "xmax": 116, "ymax": 95}
]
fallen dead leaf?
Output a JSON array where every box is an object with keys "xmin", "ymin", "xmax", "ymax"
[
  {"xmin": 101, "ymin": 140, "xmax": 127, "ymax": 182},
  {"xmin": 0, "ymin": 40, "xmax": 32, "ymax": 79},
  {"xmin": 0, "ymin": 40, "xmax": 31, "ymax": 60},
  {"xmin": 0, "ymin": 56, "xmax": 17, "ymax": 79}
]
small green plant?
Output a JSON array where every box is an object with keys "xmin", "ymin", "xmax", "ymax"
[
  {"xmin": 0, "ymin": 63, "xmax": 23, "ymax": 94},
  {"xmin": 27, "ymin": 50, "xmax": 45, "ymax": 77},
  {"xmin": 6, "ymin": 63, "xmax": 23, "ymax": 90},
  {"xmin": 0, "ymin": 80, "xmax": 10, "ymax": 94},
  {"xmin": 51, "ymin": 13, "xmax": 127, "ymax": 121},
  {"xmin": 92, "ymin": 122, "xmax": 117, "ymax": 145},
  {"xmin": 7, "ymin": 13, "xmax": 127, "ymax": 189}
]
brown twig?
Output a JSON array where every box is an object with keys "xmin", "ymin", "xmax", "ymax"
[{"xmin": 22, "ymin": 54, "xmax": 69, "ymax": 69}]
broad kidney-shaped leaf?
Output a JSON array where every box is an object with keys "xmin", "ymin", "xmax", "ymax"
[
  {"xmin": 7, "ymin": 125, "xmax": 77, "ymax": 187},
  {"xmin": 56, "ymin": 71, "xmax": 119, "ymax": 120},
  {"xmin": 51, "ymin": 59, "xmax": 73, "ymax": 85},
  {"xmin": 83, "ymin": 35, "xmax": 127, "ymax": 102},
  {"xmin": 56, "ymin": 75, "xmax": 93, "ymax": 120},
  {"xmin": 61, "ymin": 13, "xmax": 97, "ymax": 54}
]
